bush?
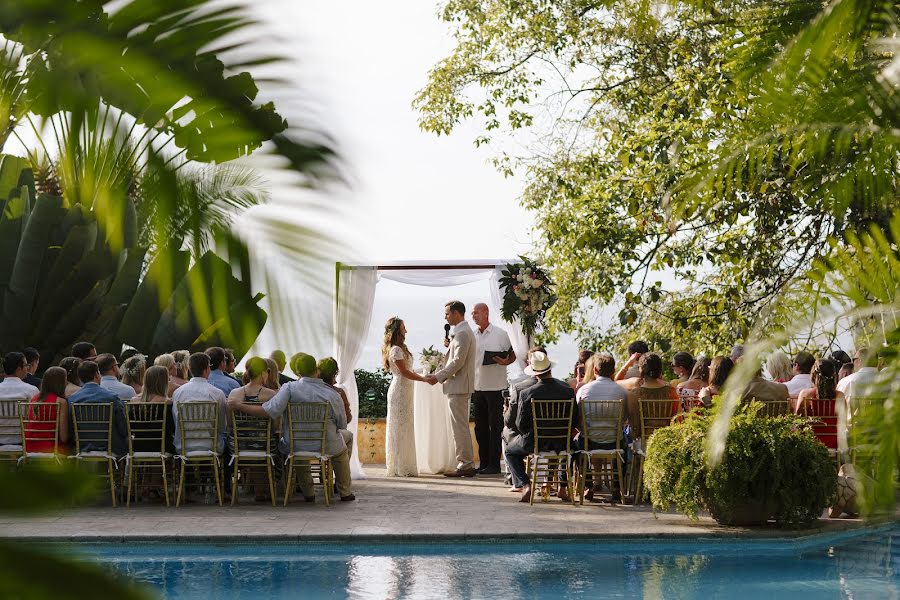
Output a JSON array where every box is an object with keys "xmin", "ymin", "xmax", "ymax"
[
  {"xmin": 644, "ymin": 403, "xmax": 837, "ymax": 527},
  {"xmin": 356, "ymin": 368, "xmax": 391, "ymax": 418}
]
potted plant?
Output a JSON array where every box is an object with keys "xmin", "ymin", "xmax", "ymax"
[{"xmin": 643, "ymin": 403, "xmax": 836, "ymax": 526}]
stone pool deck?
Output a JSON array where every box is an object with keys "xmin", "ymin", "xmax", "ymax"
[{"xmin": 1, "ymin": 465, "xmax": 890, "ymax": 542}]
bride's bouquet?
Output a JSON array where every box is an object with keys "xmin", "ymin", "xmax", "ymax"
[{"xmin": 419, "ymin": 345, "xmax": 445, "ymax": 375}]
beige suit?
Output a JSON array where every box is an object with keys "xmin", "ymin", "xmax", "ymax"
[{"xmin": 435, "ymin": 320, "xmax": 477, "ymax": 470}]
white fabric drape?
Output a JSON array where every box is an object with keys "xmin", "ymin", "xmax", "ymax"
[
  {"xmin": 412, "ymin": 380, "xmax": 457, "ymax": 474},
  {"xmin": 334, "ymin": 265, "xmax": 379, "ymax": 479},
  {"xmin": 490, "ymin": 267, "xmax": 529, "ymax": 374},
  {"xmin": 378, "ymin": 268, "xmax": 494, "ymax": 287}
]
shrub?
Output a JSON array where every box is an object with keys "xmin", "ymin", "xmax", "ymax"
[
  {"xmin": 644, "ymin": 403, "xmax": 837, "ymax": 526},
  {"xmin": 356, "ymin": 368, "xmax": 391, "ymax": 418}
]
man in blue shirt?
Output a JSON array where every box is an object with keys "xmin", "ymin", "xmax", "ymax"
[
  {"xmin": 206, "ymin": 346, "xmax": 240, "ymax": 397},
  {"xmin": 67, "ymin": 361, "xmax": 128, "ymax": 456},
  {"xmin": 97, "ymin": 353, "xmax": 138, "ymax": 400}
]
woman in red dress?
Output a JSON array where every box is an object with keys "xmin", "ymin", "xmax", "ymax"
[{"xmin": 25, "ymin": 367, "xmax": 70, "ymax": 454}]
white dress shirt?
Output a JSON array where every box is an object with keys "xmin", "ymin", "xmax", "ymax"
[
  {"xmin": 785, "ymin": 373, "xmax": 813, "ymax": 398},
  {"xmin": 172, "ymin": 377, "xmax": 227, "ymax": 453},
  {"xmin": 0, "ymin": 377, "xmax": 38, "ymax": 445},
  {"xmin": 474, "ymin": 323, "xmax": 513, "ymax": 391}
]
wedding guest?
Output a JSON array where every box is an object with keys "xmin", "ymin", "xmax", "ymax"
[
  {"xmin": 742, "ymin": 362, "xmax": 789, "ymax": 405},
  {"xmin": 67, "ymin": 360, "xmax": 128, "ymax": 456},
  {"xmin": 838, "ymin": 362, "xmax": 854, "ymax": 383},
  {"xmin": 622, "ymin": 353, "xmax": 679, "ymax": 435},
  {"xmin": 766, "ymin": 351, "xmax": 793, "ymax": 383},
  {"xmin": 132, "ymin": 365, "xmax": 175, "ymax": 488},
  {"xmin": 785, "ymin": 351, "xmax": 816, "ymax": 398},
  {"xmin": 228, "ymin": 357, "xmax": 276, "ymax": 406},
  {"xmin": 154, "ymin": 353, "xmax": 184, "ymax": 396},
  {"xmin": 59, "ymin": 356, "xmax": 82, "ymax": 398},
  {"xmin": 669, "ymin": 351, "xmax": 695, "ymax": 386},
  {"xmin": 795, "ymin": 358, "xmax": 842, "ymax": 414},
  {"xmin": 0, "ymin": 352, "xmax": 39, "ymax": 403},
  {"xmin": 97, "ymin": 353, "xmax": 137, "ymax": 400},
  {"xmin": 471, "ymin": 303, "xmax": 515, "ymax": 475},
  {"xmin": 503, "ymin": 350, "xmax": 577, "ymax": 502},
  {"xmin": 227, "ymin": 353, "xmax": 355, "ymax": 502},
  {"xmin": 223, "ymin": 349, "xmax": 240, "ymax": 384},
  {"xmin": 206, "ymin": 347, "xmax": 240, "ymax": 397},
  {"xmin": 135, "ymin": 366, "xmax": 171, "ymax": 404},
  {"xmin": 569, "ymin": 349, "xmax": 594, "ymax": 389},
  {"xmin": 23, "ymin": 347, "xmax": 41, "ymax": 388},
  {"xmin": 318, "ymin": 357, "xmax": 353, "ymax": 457},
  {"xmin": 264, "ymin": 358, "xmax": 282, "ymax": 391},
  {"xmin": 676, "ymin": 357, "xmax": 710, "ymax": 406},
  {"xmin": 614, "ymin": 340, "xmax": 649, "ymax": 381},
  {"xmin": 72, "ymin": 341, "xmax": 98, "ymax": 361},
  {"xmin": 269, "ymin": 350, "xmax": 295, "ymax": 385},
  {"xmin": 24, "ymin": 367, "xmax": 70, "ymax": 454},
  {"xmin": 172, "ymin": 350, "xmax": 191, "ymax": 382},
  {"xmin": 836, "ymin": 347, "xmax": 878, "ymax": 416},
  {"xmin": 575, "ymin": 352, "xmax": 628, "ymax": 502},
  {"xmin": 699, "ymin": 356, "xmax": 733, "ymax": 406},
  {"xmin": 730, "ymin": 344, "xmax": 746, "ymax": 364},
  {"xmin": 575, "ymin": 354, "xmax": 599, "ymax": 392},
  {"xmin": 829, "ymin": 350, "xmax": 852, "ymax": 370},
  {"xmin": 121, "ymin": 355, "xmax": 146, "ymax": 395},
  {"xmin": 172, "ymin": 353, "xmax": 227, "ymax": 455}
]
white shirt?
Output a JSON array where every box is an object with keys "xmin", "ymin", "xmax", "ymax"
[
  {"xmin": 172, "ymin": 377, "xmax": 227, "ymax": 453},
  {"xmin": 0, "ymin": 376, "xmax": 39, "ymax": 401},
  {"xmin": 576, "ymin": 377, "xmax": 628, "ymax": 403},
  {"xmin": 785, "ymin": 373, "xmax": 813, "ymax": 398},
  {"xmin": 836, "ymin": 367, "xmax": 877, "ymax": 396},
  {"xmin": 100, "ymin": 375, "xmax": 137, "ymax": 400},
  {"xmin": 474, "ymin": 323, "xmax": 513, "ymax": 391}
]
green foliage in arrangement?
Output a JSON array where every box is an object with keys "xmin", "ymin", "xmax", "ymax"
[
  {"xmin": 644, "ymin": 404, "xmax": 837, "ymax": 527},
  {"xmin": 356, "ymin": 368, "xmax": 391, "ymax": 419}
]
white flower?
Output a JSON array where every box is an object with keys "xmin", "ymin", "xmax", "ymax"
[{"xmin": 531, "ymin": 279, "xmax": 542, "ymax": 288}]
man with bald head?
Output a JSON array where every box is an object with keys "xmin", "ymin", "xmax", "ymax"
[{"xmin": 471, "ymin": 303, "xmax": 516, "ymax": 475}]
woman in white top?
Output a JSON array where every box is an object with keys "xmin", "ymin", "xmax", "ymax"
[{"xmin": 382, "ymin": 317, "xmax": 427, "ymax": 477}]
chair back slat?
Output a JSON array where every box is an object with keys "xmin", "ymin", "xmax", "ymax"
[
  {"xmin": 761, "ymin": 400, "xmax": 791, "ymax": 417},
  {"xmin": 581, "ymin": 399, "xmax": 623, "ymax": 447},
  {"xmin": 176, "ymin": 401, "xmax": 219, "ymax": 453},
  {"xmin": 639, "ymin": 399, "xmax": 678, "ymax": 440},
  {"xmin": 802, "ymin": 398, "xmax": 839, "ymax": 450},
  {"xmin": 286, "ymin": 402, "xmax": 329, "ymax": 454},
  {"xmin": 0, "ymin": 398, "xmax": 22, "ymax": 445},
  {"xmin": 232, "ymin": 411, "xmax": 272, "ymax": 454},
  {"xmin": 531, "ymin": 399, "xmax": 575, "ymax": 453},
  {"xmin": 71, "ymin": 403, "xmax": 113, "ymax": 454},
  {"xmin": 19, "ymin": 401, "xmax": 60, "ymax": 454},
  {"xmin": 126, "ymin": 402, "xmax": 168, "ymax": 454}
]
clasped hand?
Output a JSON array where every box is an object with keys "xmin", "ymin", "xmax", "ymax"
[{"xmin": 423, "ymin": 375, "xmax": 438, "ymax": 385}]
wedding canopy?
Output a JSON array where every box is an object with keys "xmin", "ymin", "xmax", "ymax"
[{"xmin": 334, "ymin": 259, "xmax": 528, "ymax": 479}]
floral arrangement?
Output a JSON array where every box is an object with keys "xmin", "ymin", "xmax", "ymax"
[
  {"xmin": 499, "ymin": 256, "xmax": 557, "ymax": 341},
  {"xmin": 419, "ymin": 345, "xmax": 445, "ymax": 374}
]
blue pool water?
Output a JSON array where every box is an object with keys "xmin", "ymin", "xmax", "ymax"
[{"xmin": 79, "ymin": 525, "xmax": 897, "ymax": 599}]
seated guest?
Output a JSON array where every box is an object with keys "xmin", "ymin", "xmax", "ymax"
[
  {"xmin": 227, "ymin": 353, "xmax": 355, "ymax": 502},
  {"xmin": 742, "ymin": 363, "xmax": 790, "ymax": 404},
  {"xmin": 135, "ymin": 366, "xmax": 171, "ymax": 404},
  {"xmin": 24, "ymin": 367, "xmax": 70, "ymax": 454},
  {"xmin": 503, "ymin": 348, "xmax": 546, "ymax": 482},
  {"xmin": 669, "ymin": 352, "xmax": 695, "ymax": 386},
  {"xmin": 785, "ymin": 351, "xmax": 816, "ymax": 398},
  {"xmin": 568, "ymin": 349, "xmax": 594, "ymax": 389},
  {"xmin": 224, "ymin": 348, "xmax": 241, "ymax": 384},
  {"xmin": 23, "ymin": 347, "xmax": 41, "ymax": 388},
  {"xmin": 838, "ymin": 362, "xmax": 854, "ymax": 383},
  {"xmin": 503, "ymin": 350, "xmax": 577, "ymax": 503},
  {"xmin": 575, "ymin": 354, "xmax": 599, "ymax": 392},
  {"xmin": 154, "ymin": 353, "xmax": 184, "ymax": 396},
  {"xmin": 730, "ymin": 344, "xmax": 746, "ymax": 364},
  {"xmin": 121, "ymin": 355, "xmax": 146, "ymax": 395},
  {"xmin": 829, "ymin": 350, "xmax": 852, "ymax": 371},
  {"xmin": 575, "ymin": 353, "xmax": 628, "ymax": 502},
  {"xmin": 622, "ymin": 353, "xmax": 679, "ymax": 437},
  {"xmin": 72, "ymin": 341, "xmax": 98, "ymax": 361},
  {"xmin": 676, "ymin": 357, "xmax": 710, "ymax": 407},
  {"xmin": 795, "ymin": 358, "xmax": 842, "ymax": 414},
  {"xmin": 228, "ymin": 357, "xmax": 276, "ymax": 405},
  {"xmin": 59, "ymin": 357, "xmax": 82, "ymax": 398},
  {"xmin": 205, "ymin": 346, "xmax": 240, "ymax": 396},
  {"xmin": 614, "ymin": 340, "xmax": 649, "ymax": 381},
  {"xmin": 132, "ymin": 365, "xmax": 175, "ymax": 487},
  {"xmin": 67, "ymin": 361, "xmax": 128, "ymax": 456},
  {"xmin": 836, "ymin": 348, "xmax": 879, "ymax": 424},
  {"xmin": 317, "ymin": 357, "xmax": 353, "ymax": 456},
  {"xmin": 263, "ymin": 358, "xmax": 282, "ymax": 391},
  {"xmin": 171, "ymin": 353, "xmax": 227, "ymax": 455},
  {"xmin": 0, "ymin": 352, "xmax": 39, "ymax": 402},
  {"xmin": 97, "ymin": 354, "xmax": 138, "ymax": 400},
  {"xmin": 699, "ymin": 356, "xmax": 733, "ymax": 406},
  {"xmin": 172, "ymin": 350, "xmax": 191, "ymax": 385},
  {"xmin": 270, "ymin": 350, "xmax": 295, "ymax": 385},
  {"xmin": 766, "ymin": 351, "xmax": 793, "ymax": 383}
]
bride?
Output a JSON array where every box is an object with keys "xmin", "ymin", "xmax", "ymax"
[{"xmin": 383, "ymin": 317, "xmax": 427, "ymax": 477}]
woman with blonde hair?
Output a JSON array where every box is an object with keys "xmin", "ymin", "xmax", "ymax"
[
  {"xmin": 121, "ymin": 355, "xmax": 146, "ymax": 395},
  {"xmin": 382, "ymin": 317, "xmax": 426, "ymax": 477},
  {"xmin": 154, "ymin": 353, "xmax": 183, "ymax": 396},
  {"xmin": 263, "ymin": 358, "xmax": 281, "ymax": 391},
  {"xmin": 575, "ymin": 354, "xmax": 599, "ymax": 392},
  {"xmin": 766, "ymin": 351, "xmax": 793, "ymax": 383}
]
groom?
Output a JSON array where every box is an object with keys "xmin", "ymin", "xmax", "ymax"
[{"xmin": 425, "ymin": 300, "xmax": 478, "ymax": 477}]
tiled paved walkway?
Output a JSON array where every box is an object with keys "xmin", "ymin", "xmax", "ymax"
[{"xmin": 1, "ymin": 466, "xmax": 876, "ymax": 541}]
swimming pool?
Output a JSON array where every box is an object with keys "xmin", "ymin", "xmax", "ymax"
[{"xmin": 80, "ymin": 524, "xmax": 897, "ymax": 599}]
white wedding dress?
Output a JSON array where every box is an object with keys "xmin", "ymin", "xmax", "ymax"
[{"xmin": 385, "ymin": 345, "xmax": 418, "ymax": 477}]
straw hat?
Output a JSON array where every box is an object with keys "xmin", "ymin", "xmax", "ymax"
[{"xmin": 524, "ymin": 351, "xmax": 556, "ymax": 376}]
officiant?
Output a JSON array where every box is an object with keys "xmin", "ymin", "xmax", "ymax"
[{"xmin": 471, "ymin": 303, "xmax": 516, "ymax": 475}]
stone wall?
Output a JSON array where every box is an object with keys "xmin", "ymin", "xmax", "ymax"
[{"xmin": 356, "ymin": 418, "xmax": 479, "ymax": 465}]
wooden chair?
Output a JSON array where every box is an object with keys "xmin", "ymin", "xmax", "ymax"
[
  {"xmin": 18, "ymin": 400, "xmax": 61, "ymax": 464},
  {"xmin": 174, "ymin": 401, "xmax": 223, "ymax": 507},
  {"xmin": 125, "ymin": 402, "xmax": 172, "ymax": 507},
  {"xmin": 800, "ymin": 398, "xmax": 839, "ymax": 456},
  {"xmin": 528, "ymin": 399, "xmax": 576, "ymax": 506},
  {"xmin": 0, "ymin": 399, "xmax": 23, "ymax": 467},
  {"xmin": 759, "ymin": 399, "xmax": 791, "ymax": 417},
  {"xmin": 577, "ymin": 399, "xmax": 625, "ymax": 505},
  {"xmin": 633, "ymin": 398, "xmax": 678, "ymax": 505},
  {"xmin": 284, "ymin": 402, "xmax": 333, "ymax": 506},
  {"xmin": 70, "ymin": 403, "xmax": 118, "ymax": 506},
  {"xmin": 231, "ymin": 411, "xmax": 276, "ymax": 506}
]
